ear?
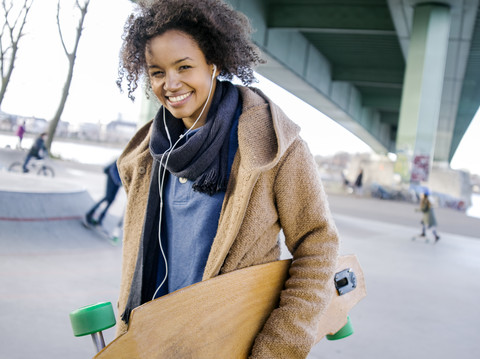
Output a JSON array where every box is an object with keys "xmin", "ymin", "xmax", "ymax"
[{"xmin": 212, "ymin": 64, "xmax": 219, "ymax": 77}]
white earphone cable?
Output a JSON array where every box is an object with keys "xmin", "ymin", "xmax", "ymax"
[{"xmin": 152, "ymin": 65, "xmax": 217, "ymax": 300}]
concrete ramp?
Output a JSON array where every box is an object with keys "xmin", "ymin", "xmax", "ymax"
[
  {"xmin": 0, "ymin": 171, "xmax": 92, "ymax": 219},
  {"xmin": 0, "ymin": 171, "xmax": 122, "ymax": 254},
  {"xmin": 0, "ymin": 171, "xmax": 123, "ymax": 359}
]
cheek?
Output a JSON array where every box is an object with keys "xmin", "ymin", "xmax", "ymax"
[
  {"xmin": 150, "ymin": 78, "xmax": 162, "ymax": 91},
  {"xmin": 196, "ymin": 75, "xmax": 213, "ymax": 96},
  {"xmin": 150, "ymin": 79, "xmax": 165, "ymax": 98}
]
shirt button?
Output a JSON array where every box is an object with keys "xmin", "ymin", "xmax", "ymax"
[
  {"xmin": 138, "ymin": 167, "xmax": 146, "ymax": 175},
  {"xmin": 179, "ymin": 177, "xmax": 188, "ymax": 184}
]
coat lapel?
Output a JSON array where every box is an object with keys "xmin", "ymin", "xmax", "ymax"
[
  {"xmin": 202, "ymin": 86, "xmax": 300, "ymax": 279},
  {"xmin": 202, "ymin": 157, "xmax": 260, "ymax": 279}
]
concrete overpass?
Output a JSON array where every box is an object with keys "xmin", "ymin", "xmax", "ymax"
[{"xmin": 226, "ymin": 0, "xmax": 480, "ymax": 182}]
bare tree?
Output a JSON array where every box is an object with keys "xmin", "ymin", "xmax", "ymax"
[
  {"xmin": 0, "ymin": 0, "xmax": 34, "ymax": 109},
  {"xmin": 46, "ymin": 0, "xmax": 90, "ymax": 152}
]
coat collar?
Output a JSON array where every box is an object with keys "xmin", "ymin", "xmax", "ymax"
[{"xmin": 236, "ymin": 86, "xmax": 300, "ymax": 172}]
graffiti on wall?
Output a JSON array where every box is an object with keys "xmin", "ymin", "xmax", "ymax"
[{"xmin": 411, "ymin": 155, "xmax": 430, "ymax": 182}]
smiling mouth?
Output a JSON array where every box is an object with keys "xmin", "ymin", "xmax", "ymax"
[{"xmin": 167, "ymin": 92, "xmax": 192, "ymax": 105}]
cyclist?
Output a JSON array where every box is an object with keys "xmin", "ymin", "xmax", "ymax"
[{"xmin": 22, "ymin": 132, "xmax": 47, "ymax": 173}]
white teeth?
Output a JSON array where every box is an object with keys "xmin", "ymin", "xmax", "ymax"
[{"xmin": 169, "ymin": 92, "xmax": 190, "ymax": 103}]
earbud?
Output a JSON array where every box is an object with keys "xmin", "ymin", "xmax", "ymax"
[{"xmin": 212, "ymin": 64, "xmax": 217, "ymax": 77}]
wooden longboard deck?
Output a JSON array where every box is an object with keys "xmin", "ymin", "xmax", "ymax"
[{"xmin": 95, "ymin": 254, "xmax": 366, "ymax": 358}]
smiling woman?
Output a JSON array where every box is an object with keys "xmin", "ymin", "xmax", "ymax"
[{"xmin": 113, "ymin": 0, "xmax": 340, "ymax": 358}]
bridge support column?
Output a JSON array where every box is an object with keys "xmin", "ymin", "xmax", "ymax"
[{"xmin": 394, "ymin": 3, "xmax": 451, "ymax": 184}]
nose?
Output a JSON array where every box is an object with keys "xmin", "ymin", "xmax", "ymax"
[{"xmin": 164, "ymin": 71, "xmax": 181, "ymax": 92}]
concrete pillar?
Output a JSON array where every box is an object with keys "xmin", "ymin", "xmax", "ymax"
[{"xmin": 394, "ymin": 3, "xmax": 451, "ymax": 184}]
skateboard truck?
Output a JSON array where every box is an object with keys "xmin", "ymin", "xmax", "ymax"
[
  {"xmin": 334, "ymin": 268, "xmax": 357, "ymax": 296},
  {"xmin": 69, "ymin": 302, "xmax": 116, "ymax": 353}
]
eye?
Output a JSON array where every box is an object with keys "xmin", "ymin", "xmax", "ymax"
[
  {"xmin": 179, "ymin": 65, "xmax": 191, "ymax": 71},
  {"xmin": 150, "ymin": 70, "xmax": 165, "ymax": 78}
]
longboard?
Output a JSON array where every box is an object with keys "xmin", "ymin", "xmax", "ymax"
[
  {"xmin": 82, "ymin": 219, "xmax": 120, "ymax": 246},
  {"xmin": 411, "ymin": 235, "xmax": 439, "ymax": 244},
  {"xmin": 92, "ymin": 254, "xmax": 366, "ymax": 358},
  {"xmin": 411, "ymin": 235, "xmax": 431, "ymax": 243}
]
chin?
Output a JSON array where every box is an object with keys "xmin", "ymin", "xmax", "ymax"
[{"xmin": 169, "ymin": 109, "xmax": 193, "ymax": 120}]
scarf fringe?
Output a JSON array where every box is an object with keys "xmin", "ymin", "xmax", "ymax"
[{"xmin": 193, "ymin": 169, "xmax": 228, "ymax": 195}]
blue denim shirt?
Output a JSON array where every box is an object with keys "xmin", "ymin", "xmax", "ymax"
[{"xmin": 155, "ymin": 110, "xmax": 240, "ymax": 297}]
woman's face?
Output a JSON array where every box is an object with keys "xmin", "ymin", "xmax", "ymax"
[{"xmin": 145, "ymin": 30, "xmax": 219, "ymax": 129}]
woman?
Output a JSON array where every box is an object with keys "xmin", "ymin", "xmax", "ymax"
[{"xmin": 116, "ymin": 0, "xmax": 340, "ymax": 357}]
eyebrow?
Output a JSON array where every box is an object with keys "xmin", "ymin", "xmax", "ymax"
[
  {"xmin": 173, "ymin": 57, "xmax": 192, "ymax": 65},
  {"xmin": 147, "ymin": 57, "xmax": 193, "ymax": 69}
]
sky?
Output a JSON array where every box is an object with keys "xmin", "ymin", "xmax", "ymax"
[{"xmin": 2, "ymin": 0, "xmax": 480, "ymax": 175}]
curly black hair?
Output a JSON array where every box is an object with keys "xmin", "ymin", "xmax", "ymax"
[{"xmin": 117, "ymin": 0, "xmax": 265, "ymax": 100}]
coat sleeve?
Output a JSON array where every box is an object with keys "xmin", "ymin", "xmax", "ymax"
[{"xmin": 250, "ymin": 139, "xmax": 340, "ymax": 358}]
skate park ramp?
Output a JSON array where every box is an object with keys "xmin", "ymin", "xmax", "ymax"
[
  {"xmin": 0, "ymin": 171, "xmax": 117, "ymax": 252},
  {"xmin": 0, "ymin": 168, "xmax": 124, "ymax": 359}
]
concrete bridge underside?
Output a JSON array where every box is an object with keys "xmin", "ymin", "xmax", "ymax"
[{"xmin": 226, "ymin": 0, "xmax": 480, "ymax": 172}]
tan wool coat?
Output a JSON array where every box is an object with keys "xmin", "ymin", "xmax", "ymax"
[{"xmin": 116, "ymin": 85, "xmax": 340, "ymax": 358}]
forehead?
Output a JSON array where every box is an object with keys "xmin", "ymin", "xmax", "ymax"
[{"xmin": 145, "ymin": 30, "xmax": 206, "ymax": 65}]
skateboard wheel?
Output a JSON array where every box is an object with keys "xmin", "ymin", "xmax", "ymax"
[
  {"xmin": 70, "ymin": 302, "xmax": 116, "ymax": 337},
  {"xmin": 326, "ymin": 316, "xmax": 354, "ymax": 340}
]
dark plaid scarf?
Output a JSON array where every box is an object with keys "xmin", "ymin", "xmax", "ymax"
[
  {"xmin": 121, "ymin": 81, "xmax": 239, "ymax": 324},
  {"xmin": 151, "ymin": 80, "xmax": 239, "ymax": 195}
]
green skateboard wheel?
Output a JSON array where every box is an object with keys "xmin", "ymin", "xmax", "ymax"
[
  {"xmin": 326, "ymin": 316, "xmax": 354, "ymax": 340},
  {"xmin": 70, "ymin": 302, "xmax": 116, "ymax": 337}
]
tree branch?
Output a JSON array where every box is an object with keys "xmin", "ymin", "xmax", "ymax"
[
  {"xmin": 0, "ymin": 0, "xmax": 34, "ymax": 107},
  {"xmin": 47, "ymin": 0, "xmax": 90, "ymax": 151},
  {"xmin": 71, "ymin": 0, "xmax": 89, "ymax": 58},
  {"xmin": 56, "ymin": 0, "xmax": 69, "ymax": 56}
]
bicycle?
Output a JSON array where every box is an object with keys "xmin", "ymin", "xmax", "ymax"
[{"xmin": 8, "ymin": 158, "xmax": 55, "ymax": 177}]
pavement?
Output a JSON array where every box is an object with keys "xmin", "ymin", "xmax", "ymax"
[{"xmin": 0, "ymin": 147, "xmax": 479, "ymax": 359}]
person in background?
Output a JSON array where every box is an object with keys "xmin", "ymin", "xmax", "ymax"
[
  {"xmin": 115, "ymin": 0, "xmax": 340, "ymax": 357},
  {"xmin": 16, "ymin": 121, "xmax": 26, "ymax": 149},
  {"xmin": 354, "ymin": 168, "xmax": 364, "ymax": 195},
  {"xmin": 84, "ymin": 160, "xmax": 122, "ymax": 227},
  {"xmin": 418, "ymin": 190, "xmax": 440, "ymax": 243},
  {"xmin": 22, "ymin": 132, "xmax": 47, "ymax": 172}
]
